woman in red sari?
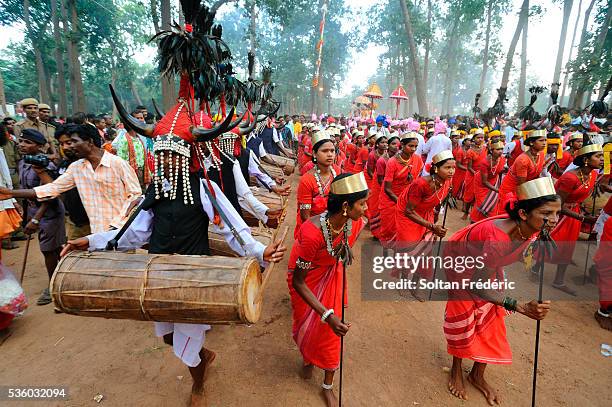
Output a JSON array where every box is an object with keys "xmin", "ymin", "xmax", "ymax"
[
  {"xmin": 365, "ymin": 134, "xmax": 388, "ymax": 225},
  {"xmin": 462, "ymin": 130, "xmax": 486, "ymax": 220},
  {"xmin": 394, "ymin": 151, "xmax": 455, "ymax": 290},
  {"xmin": 295, "ymin": 131, "xmax": 340, "ymax": 238},
  {"xmin": 378, "ymin": 133, "xmax": 423, "ymax": 248},
  {"xmin": 453, "ymin": 136, "xmax": 471, "ymax": 200},
  {"xmin": 550, "ymin": 132, "xmax": 582, "ymax": 179},
  {"xmin": 548, "ymin": 144, "xmax": 603, "ymax": 295},
  {"xmin": 298, "ymin": 127, "xmax": 314, "ymax": 175},
  {"xmin": 370, "ymin": 135, "xmax": 400, "ymax": 240},
  {"xmin": 352, "ymin": 132, "xmax": 369, "ymax": 173},
  {"xmin": 288, "ymin": 173, "xmax": 368, "ymax": 407},
  {"xmin": 496, "ymin": 130, "xmax": 547, "ymax": 215},
  {"xmin": 445, "ymin": 177, "xmax": 559, "ymax": 404},
  {"xmin": 469, "ymin": 141, "xmax": 506, "ymax": 223}
]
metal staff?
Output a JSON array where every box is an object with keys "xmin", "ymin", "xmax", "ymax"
[
  {"xmin": 428, "ymin": 186, "xmax": 453, "ymax": 301},
  {"xmin": 582, "ymin": 186, "xmax": 598, "ymax": 285}
]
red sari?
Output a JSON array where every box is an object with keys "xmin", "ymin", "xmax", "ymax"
[
  {"xmin": 444, "ymin": 217, "xmax": 535, "ymax": 364},
  {"xmin": 594, "ymin": 215, "xmax": 612, "ymax": 310},
  {"xmin": 298, "ymin": 135, "xmax": 312, "ymax": 171},
  {"xmin": 452, "ymin": 146, "xmax": 468, "ymax": 198},
  {"xmin": 377, "ymin": 154, "xmax": 424, "ymax": 247},
  {"xmin": 365, "ymin": 150, "xmax": 383, "ymax": 222},
  {"xmin": 394, "ymin": 177, "xmax": 451, "ymax": 278},
  {"xmin": 469, "ymin": 156, "xmax": 506, "ymax": 222},
  {"xmin": 496, "ymin": 151, "xmax": 545, "ymax": 215},
  {"xmin": 463, "ymin": 146, "xmax": 487, "ymax": 204},
  {"xmin": 344, "ymin": 144, "xmax": 358, "ymax": 173},
  {"xmin": 551, "ymin": 150, "xmax": 573, "ymax": 179},
  {"xmin": 547, "ymin": 170, "xmax": 597, "ymax": 265},
  {"xmin": 353, "ymin": 146, "xmax": 369, "ymax": 173},
  {"xmin": 295, "ymin": 165, "xmax": 341, "ymax": 238},
  {"xmin": 370, "ymin": 155, "xmax": 390, "ymax": 239},
  {"xmin": 287, "ymin": 217, "xmax": 365, "ymax": 370}
]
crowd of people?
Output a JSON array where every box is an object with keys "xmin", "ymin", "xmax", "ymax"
[{"xmin": 0, "ymin": 92, "xmax": 611, "ymax": 406}]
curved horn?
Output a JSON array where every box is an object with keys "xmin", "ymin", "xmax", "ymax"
[
  {"xmin": 238, "ymin": 117, "xmax": 258, "ymax": 136},
  {"xmin": 109, "ymin": 84, "xmax": 155, "ymax": 137},
  {"xmin": 228, "ymin": 110, "xmax": 248, "ymax": 129},
  {"xmin": 267, "ymin": 101, "xmax": 281, "ymax": 117},
  {"xmin": 152, "ymin": 98, "xmax": 165, "ymax": 120},
  {"xmin": 192, "ymin": 107, "xmax": 236, "ymax": 143}
]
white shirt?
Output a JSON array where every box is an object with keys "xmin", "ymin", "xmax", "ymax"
[
  {"xmin": 202, "ymin": 154, "xmax": 269, "ymax": 223},
  {"xmin": 0, "ymin": 148, "xmax": 16, "ymax": 210},
  {"xmin": 248, "ymin": 150, "xmax": 275, "ymax": 189},
  {"xmin": 421, "ymin": 134, "xmax": 452, "ymax": 174}
]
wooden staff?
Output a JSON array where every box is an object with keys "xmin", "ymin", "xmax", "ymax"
[
  {"xmin": 255, "ymin": 227, "xmax": 289, "ymax": 304},
  {"xmin": 531, "ymin": 218, "xmax": 553, "ymax": 407},
  {"xmin": 338, "ymin": 259, "xmax": 347, "ymax": 407},
  {"xmin": 19, "ymin": 235, "xmax": 32, "ymax": 284},
  {"xmin": 428, "ymin": 185, "xmax": 452, "ymax": 301},
  {"xmin": 582, "ymin": 187, "xmax": 598, "ymax": 285}
]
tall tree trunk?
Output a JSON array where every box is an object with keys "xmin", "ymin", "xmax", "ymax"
[
  {"xmin": 23, "ymin": 0, "xmax": 50, "ymax": 105},
  {"xmin": 398, "ymin": 0, "xmax": 428, "ymax": 115},
  {"xmin": 560, "ymin": 0, "xmax": 583, "ymax": 105},
  {"xmin": 63, "ymin": 0, "xmax": 85, "ymax": 112},
  {"xmin": 572, "ymin": 3, "xmax": 611, "ymax": 107},
  {"xmin": 0, "ymin": 70, "xmax": 7, "ymax": 115},
  {"xmin": 131, "ymin": 82, "xmax": 143, "ymax": 105},
  {"xmin": 423, "ymin": 0, "xmax": 431, "ymax": 93},
  {"xmin": 150, "ymin": 0, "xmax": 160, "ymax": 33},
  {"xmin": 249, "ymin": 1, "xmax": 257, "ymax": 54},
  {"xmin": 51, "ymin": 0, "xmax": 67, "ymax": 116},
  {"xmin": 442, "ymin": 22, "xmax": 459, "ymax": 115},
  {"xmin": 160, "ymin": 0, "xmax": 175, "ymax": 111},
  {"xmin": 518, "ymin": 20, "xmax": 528, "ymax": 107},
  {"xmin": 479, "ymin": 0, "xmax": 494, "ymax": 97},
  {"xmin": 500, "ymin": 0, "xmax": 529, "ymax": 89},
  {"xmin": 552, "ymin": 0, "xmax": 573, "ymax": 105},
  {"xmin": 568, "ymin": 0, "xmax": 596, "ymax": 107}
]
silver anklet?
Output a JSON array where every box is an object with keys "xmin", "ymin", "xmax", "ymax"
[{"xmin": 321, "ymin": 382, "xmax": 333, "ymax": 390}]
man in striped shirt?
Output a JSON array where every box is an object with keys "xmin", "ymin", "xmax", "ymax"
[{"xmin": 0, "ymin": 124, "xmax": 141, "ymax": 233}]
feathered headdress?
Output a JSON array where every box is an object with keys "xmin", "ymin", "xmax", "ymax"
[{"xmin": 518, "ymin": 85, "xmax": 546, "ymax": 125}]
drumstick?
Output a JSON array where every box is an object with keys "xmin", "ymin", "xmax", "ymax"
[{"xmin": 256, "ymin": 227, "xmax": 289, "ymax": 303}]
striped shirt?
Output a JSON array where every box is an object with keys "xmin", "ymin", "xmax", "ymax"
[{"xmin": 34, "ymin": 151, "xmax": 141, "ymax": 233}]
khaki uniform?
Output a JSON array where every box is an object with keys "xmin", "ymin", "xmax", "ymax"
[
  {"xmin": 14, "ymin": 118, "xmax": 58, "ymax": 154},
  {"xmin": 2, "ymin": 139, "xmax": 21, "ymax": 187}
]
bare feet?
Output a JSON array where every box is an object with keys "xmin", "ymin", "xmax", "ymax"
[
  {"xmin": 190, "ymin": 392, "xmax": 207, "ymax": 407},
  {"xmin": 467, "ymin": 367, "xmax": 501, "ymax": 406},
  {"xmin": 551, "ymin": 283, "xmax": 577, "ymax": 296},
  {"xmin": 448, "ymin": 358, "xmax": 467, "ymax": 400},
  {"xmin": 300, "ymin": 364, "xmax": 313, "ymax": 380},
  {"xmin": 594, "ymin": 310, "xmax": 612, "ymax": 331},
  {"xmin": 201, "ymin": 348, "xmax": 216, "ymax": 382},
  {"xmin": 321, "ymin": 388, "xmax": 338, "ymax": 407}
]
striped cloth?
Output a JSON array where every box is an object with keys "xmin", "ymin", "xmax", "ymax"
[{"xmin": 34, "ymin": 151, "xmax": 142, "ymax": 233}]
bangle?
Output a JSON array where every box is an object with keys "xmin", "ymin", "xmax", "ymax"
[
  {"xmin": 321, "ymin": 308, "xmax": 334, "ymax": 323},
  {"xmin": 502, "ymin": 296, "xmax": 517, "ymax": 312},
  {"xmin": 30, "ymin": 218, "xmax": 40, "ymax": 225}
]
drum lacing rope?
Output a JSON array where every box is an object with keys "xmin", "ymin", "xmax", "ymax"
[{"xmin": 140, "ymin": 255, "xmax": 160, "ymax": 320}]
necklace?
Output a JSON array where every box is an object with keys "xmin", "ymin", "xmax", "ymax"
[
  {"xmin": 320, "ymin": 212, "xmax": 351, "ymax": 257},
  {"xmin": 515, "ymin": 221, "xmax": 528, "ymax": 240},
  {"xmin": 490, "ymin": 155, "xmax": 500, "ymax": 176},
  {"xmin": 314, "ymin": 166, "xmax": 337, "ymax": 196},
  {"xmin": 396, "ymin": 152, "xmax": 412, "ymax": 166},
  {"xmin": 577, "ymin": 169, "xmax": 591, "ymax": 189},
  {"xmin": 432, "ymin": 176, "xmax": 444, "ymax": 205}
]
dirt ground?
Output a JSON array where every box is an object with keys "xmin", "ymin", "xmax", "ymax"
[{"xmin": 1, "ymin": 174, "xmax": 611, "ymax": 407}]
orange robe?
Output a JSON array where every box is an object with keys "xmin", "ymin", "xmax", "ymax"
[{"xmin": 496, "ymin": 151, "xmax": 545, "ymax": 215}]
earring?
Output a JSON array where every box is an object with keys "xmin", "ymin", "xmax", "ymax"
[{"xmin": 343, "ymin": 208, "xmax": 347, "ymax": 217}]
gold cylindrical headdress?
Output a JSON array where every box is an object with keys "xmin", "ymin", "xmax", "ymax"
[
  {"xmin": 490, "ymin": 141, "xmax": 505, "ymax": 150},
  {"xmin": 567, "ymin": 132, "xmax": 583, "ymax": 142},
  {"xmin": 574, "ymin": 143, "xmax": 603, "ymax": 158},
  {"xmin": 517, "ymin": 177, "xmax": 556, "ymax": 201},
  {"xmin": 473, "ymin": 128, "xmax": 484, "ymax": 135},
  {"xmin": 312, "ymin": 130, "xmax": 333, "ymax": 147},
  {"xmin": 432, "ymin": 150, "xmax": 454, "ymax": 164},
  {"xmin": 401, "ymin": 131, "xmax": 419, "ymax": 141},
  {"xmin": 526, "ymin": 129, "xmax": 547, "ymax": 139},
  {"xmin": 330, "ymin": 172, "xmax": 369, "ymax": 195}
]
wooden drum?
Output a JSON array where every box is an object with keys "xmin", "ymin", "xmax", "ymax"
[
  {"xmin": 208, "ymin": 227, "xmax": 274, "ymax": 258},
  {"xmin": 243, "ymin": 188, "xmax": 287, "ymax": 228},
  {"xmin": 268, "ymin": 154, "xmax": 295, "ymax": 175},
  {"xmin": 50, "ymin": 251, "xmax": 263, "ymax": 324}
]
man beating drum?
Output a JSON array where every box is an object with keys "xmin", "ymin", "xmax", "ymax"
[{"xmin": 62, "ymin": 133, "xmax": 287, "ymax": 407}]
